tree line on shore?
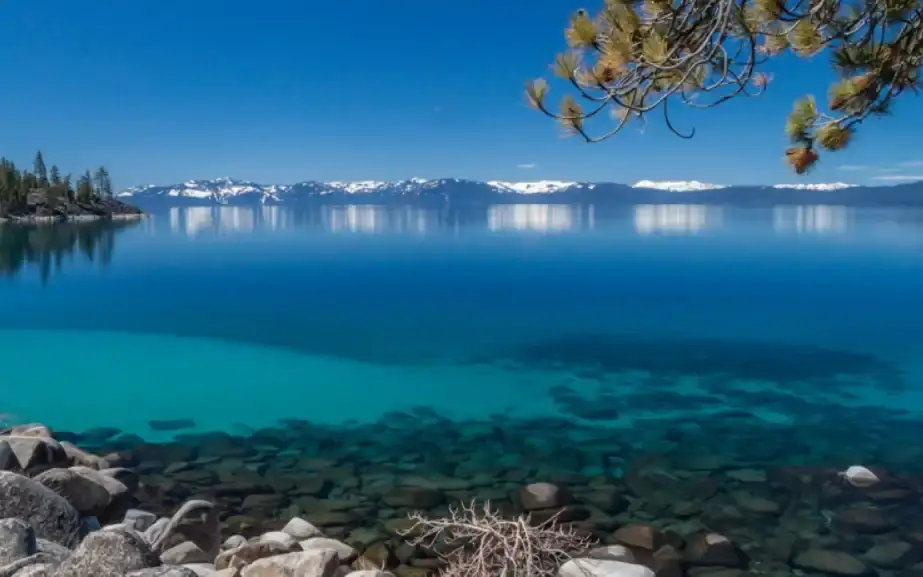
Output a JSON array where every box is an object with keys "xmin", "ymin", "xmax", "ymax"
[{"xmin": 0, "ymin": 151, "xmax": 114, "ymax": 212}]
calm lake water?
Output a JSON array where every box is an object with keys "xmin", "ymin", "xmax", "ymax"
[
  {"xmin": 3, "ymin": 203, "xmax": 923, "ymax": 461},
  {"xmin": 6, "ymin": 202, "xmax": 923, "ymax": 550}
]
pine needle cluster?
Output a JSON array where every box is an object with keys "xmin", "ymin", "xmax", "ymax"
[{"xmin": 528, "ymin": 0, "xmax": 923, "ymax": 173}]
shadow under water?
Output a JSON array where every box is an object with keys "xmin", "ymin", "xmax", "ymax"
[{"xmin": 0, "ymin": 218, "xmax": 141, "ymax": 283}]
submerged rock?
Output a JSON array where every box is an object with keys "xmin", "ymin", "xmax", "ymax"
[{"xmin": 559, "ymin": 558, "xmax": 655, "ymax": 577}]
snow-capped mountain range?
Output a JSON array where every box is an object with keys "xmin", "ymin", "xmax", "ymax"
[{"xmin": 117, "ymin": 177, "xmax": 923, "ymax": 208}]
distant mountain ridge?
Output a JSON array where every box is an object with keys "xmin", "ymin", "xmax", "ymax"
[{"xmin": 118, "ymin": 177, "xmax": 923, "ymax": 208}]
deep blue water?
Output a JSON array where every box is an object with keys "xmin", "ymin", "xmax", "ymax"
[{"xmin": 2, "ymin": 204, "xmax": 923, "ymax": 468}]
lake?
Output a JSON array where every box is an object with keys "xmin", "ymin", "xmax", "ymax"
[{"xmin": 3, "ymin": 203, "xmax": 923, "ymax": 549}]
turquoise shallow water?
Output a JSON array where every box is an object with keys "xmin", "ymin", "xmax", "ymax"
[{"xmin": 3, "ymin": 204, "xmax": 923, "ymax": 449}]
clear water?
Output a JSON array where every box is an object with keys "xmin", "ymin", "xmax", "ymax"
[
  {"xmin": 2, "ymin": 204, "xmax": 922, "ymax": 447},
  {"xmin": 7, "ymin": 203, "xmax": 923, "ymax": 551}
]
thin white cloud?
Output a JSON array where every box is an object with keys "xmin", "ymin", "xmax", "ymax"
[
  {"xmin": 872, "ymin": 174, "xmax": 923, "ymax": 181},
  {"xmin": 898, "ymin": 160, "xmax": 923, "ymax": 167},
  {"xmin": 837, "ymin": 164, "xmax": 871, "ymax": 171},
  {"xmin": 516, "ymin": 163, "xmax": 537, "ymax": 169}
]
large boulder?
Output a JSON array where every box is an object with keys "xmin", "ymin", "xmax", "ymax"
[
  {"xmin": 0, "ymin": 518, "xmax": 37, "ymax": 566},
  {"xmin": 3, "ymin": 436, "xmax": 68, "ymax": 472},
  {"xmin": 0, "ymin": 471, "xmax": 82, "ymax": 547},
  {"xmin": 240, "ymin": 549, "xmax": 338, "ymax": 577},
  {"xmin": 52, "ymin": 528, "xmax": 161, "ymax": 577},
  {"xmin": 559, "ymin": 558, "xmax": 655, "ymax": 577},
  {"xmin": 34, "ymin": 469, "xmax": 113, "ymax": 519}
]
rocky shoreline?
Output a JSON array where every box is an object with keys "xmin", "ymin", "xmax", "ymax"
[
  {"xmin": 0, "ymin": 191, "xmax": 143, "ymax": 224},
  {"xmin": 0, "ymin": 213, "xmax": 145, "ymax": 224},
  {"xmin": 2, "ymin": 418, "xmax": 923, "ymax": 577}
]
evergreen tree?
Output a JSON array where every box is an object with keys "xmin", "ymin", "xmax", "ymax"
[
  {"xmin": 76, "ymin": 171, "xmax": 94, "ymax": 203},
  {"xmin": 93, "ymin": 166, "xmax": 113, "ymax": 199},
  {"xmin": 0, "ymin": 153, "xmax": 121, "ymax": 216},
  {"xmin": 33, "ymin": 151, "xmax": 48, "ymax": 187}
]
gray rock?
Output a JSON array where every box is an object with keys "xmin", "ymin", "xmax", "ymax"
[
  {"xmin": 126, "ymin": 567, "xmax": 199, "ymax": 577},
  {"xmin": 299, "ymin": 538, "xmax": 357, "ymax": 563},
  {"xmin": 683, "ymin": 533, "xmax": 746, "ymax": 568},
  {"xmin": 0, "ymin": 442, "xmax": 15, "ymax": 472},
  {"xmin": 344, "ymin": 572, "xmax": 394, "ymax": 577},
  {"xmin": 258, "ymin": 532, "xmax": 297, "ymax": 548},
  {"xmin": 125, "ymin": 510, "xmax": 158, "ymax": 533},
  {"xmin": 0, "ymin": 519, "xmax": 37, "ymax": 566},
  {"xmin": 58, "ymin": 443, "xmax": 106, "ymax": 470},
  {"xmin": 220, "ymin": 536, "xmax": 246, "ymax": 551},
  {"xmin": 161, "ymin": 542, "xmax": 212, "ymax": 565},
  {"xmin": 559, "ymin": 559, "xmax": 655, "ymax": 577},
  {"xmin": 0, "ymin": 472, "xmax": 82, "ymax": 548},
  {"xmin": 52, "ymin": 528, "xmax": 161, "ymax": 577},
  {"xmin": 34, "ymin": 540, "xmax": 70, "ymax": 565},
  {"xmin": 10, "ymin": 563, "xmax": 53, "ymax": 577},
  {"xmin": 793, "ymin": 549, "xmax": 872, "ymax": 576},
  {"xmin": 214, "ymin": 542, "xmax": 300, "ymax": 572},
  {"xmin": 181, "ymin": 563, "xmax": 217, "ymax": 577},
  {"xmin": 380, "ymin": 487, "xmax": 444, "ymax": 509},
  {"xmin": 34, "ymin": 469, "xmax": 112, "ymax": 517},
  {"xmin": 281, "ymin": 518, "xmax": 321, "ymax": 540},
  {"xmin": 863, "ymin": 541, "xmax": 919, "ymax": 569},
  {"xmin": 1, "ymin": 425, "xmax": 53, "ymax": 438},
  {"xmin": 1, "ymin": 554, "xmax": 58, "ymax": 577},
  {"xmin": 586, "ymin": 546, "xmax": 636, "ymax": 563},
  {"xmin": 72, "ymin": 467, "xmax": 130, "ymax": 521},
  {"xmin": 833, "ymin": 507, "xmax": 894, "ymax": 534},
  {"xmin": 101, "ymin": 523, "xmax": 130, "ymax": 533},
  {"xmin": 99, "ymin": 468, "xmax": 139, "ymax": 494},
  {"xmin": 3, "ymin": 437, "xmax": 67, "ymax": 472},
  {"xmin": 240, "ymin": 550, "xmax": 338, "ymax": 577},
  {"xmin": 520, "ymin": 482, "xmax": 569, "ymax": 510}
]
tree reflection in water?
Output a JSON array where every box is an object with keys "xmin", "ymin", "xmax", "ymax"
[{"xmin": 0, "ymin": 219, "xmax": 141, "ymax": 284}]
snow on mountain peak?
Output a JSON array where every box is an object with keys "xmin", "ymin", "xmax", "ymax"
[
  {"xmin": 772, "ymin": 182, "xmax": 856, "ymax": 190},
  {"xmin": 632, "ymin": 180, "xmax": 727, "ymax": 191},
  {"xmin": 486, "ymin": 180, "xmax": 578, "ymax": 194}
]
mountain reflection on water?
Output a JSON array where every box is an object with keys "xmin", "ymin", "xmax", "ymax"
[
  {"xmin": 0, "ymin": 219, "xmax": 141, "ymax": 283},
  {"xmin": 145, "ymin": 203, "xmax": 923, "ymax": 239}
]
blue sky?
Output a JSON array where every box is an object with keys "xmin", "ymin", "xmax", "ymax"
[{"xmin": 2, "ymin": 0, "xmax": 921, "ymax": 190}]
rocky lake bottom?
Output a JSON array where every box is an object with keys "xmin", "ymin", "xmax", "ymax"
[{"xmin": 4, "ymin": 389, "xmax": 917, "ymax": 577}]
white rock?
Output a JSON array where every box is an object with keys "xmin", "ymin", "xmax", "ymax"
[
  {"xmin": 300, "ymin": 537, "xmax": 357, "ymax": 562},
  {"xmin": 222, "ymin": 535, "xmax": 247, "ymax": 550},
  {"xmin": 162, "ymin": 541, "xmax": 213, "ymax": 564},
  {"xmin": 282, "ymin": 517, "xmax": 323, "ymax": 540},
  {"xmin": 124, "ymin": 509, "xmax": 159, "ymax": 532},
  {"xmin": 241, "ymin": 549, "xmax": 338, "ymax": 577},
  {"xmin": 259, "ymin": 531, "xmax": 298, "ymax": 547},
  {"xmin": 345, "ymin": 572, "xmax": 394, "ymax": 577},
  {"xmin": 559, "ymin": 559, "xmax": 655, "ymax": 577},
  {"xmin": 586, "ymin": 545, "xmax": 636, "ymax": 563},
  {"xmin": 841, "ymin": 465, "xmax": 880, "ymax": 488}
]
